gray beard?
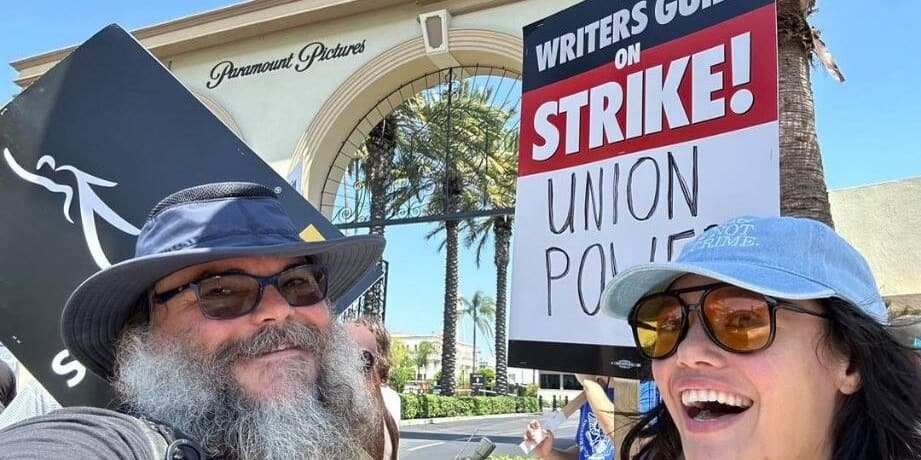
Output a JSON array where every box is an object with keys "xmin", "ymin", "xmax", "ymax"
[{"xmin": 114, "ymin": 320, "xmax": 379, "ymax": 460}]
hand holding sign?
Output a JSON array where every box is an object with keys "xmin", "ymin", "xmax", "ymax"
[{"xmin": 519, "ymin": 390, "xmax": 587, "ymax": 455}]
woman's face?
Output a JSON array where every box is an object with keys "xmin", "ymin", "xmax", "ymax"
[{"xmin": 651, "ymin": 275, "xmax": 860, "ymax": 460}]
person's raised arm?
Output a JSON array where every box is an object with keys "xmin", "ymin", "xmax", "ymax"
[{"xmin": 523, "ymin": 419, "xmax": 579, "ymax": 460}]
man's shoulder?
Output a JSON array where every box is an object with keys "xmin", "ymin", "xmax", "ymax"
[
  {"xmin": 0, "ymin": 406, "xmax": 168, "ymax": 459},
  {"xmin": 2, "ymin": 405, "xmax": 141, "ymax": 429}
]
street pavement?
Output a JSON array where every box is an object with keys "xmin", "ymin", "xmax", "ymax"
[{"xmin": 398, "ymin": 413, "xmax": 579, "ymax": 459}]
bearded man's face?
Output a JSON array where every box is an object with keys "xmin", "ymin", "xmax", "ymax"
[
  {"xmin": 147, "ymin": 256, "xmax": 331, "ymax": 400},
  {"xmin": 113, "ymin": 256, "xmax": 379, "ymax": 459}
]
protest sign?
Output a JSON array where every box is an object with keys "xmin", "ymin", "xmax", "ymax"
[
  {"xmin": 0, "ymin": 25, "xmax": 380, "ymax": 407},
  {"xmin": 509, "ymin": 0, "xmax": 779, "ymax": 376}
]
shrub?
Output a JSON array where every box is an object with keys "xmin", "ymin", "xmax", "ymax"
[
  {"xmin": 401, "ymin": 393, "xmax": 422, "ymax": 420},
  {"xmin": 399, "ymin": 394, "xmax": 539, "ymax": 419}
]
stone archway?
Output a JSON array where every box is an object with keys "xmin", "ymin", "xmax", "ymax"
[
  {"xmin": 194, "ymin": 92, "xmax": 245, "ymax": 141},
  {"xmin": 289, "ymin": 28, "xmax": 522, "ymax": 213}
]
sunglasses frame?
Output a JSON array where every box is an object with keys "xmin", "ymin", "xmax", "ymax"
[
  {"xmin": 150, "ymin": 263, "xmax": 328, "ymax": 320},
  {"xmin": 629, "ymin": 282, "xmax": 828, "ymax": 360}
]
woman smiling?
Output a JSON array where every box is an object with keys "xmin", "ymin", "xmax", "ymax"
[{"xmin": 600, "ymin": 216, "xmax": 921, "ymax": 460}]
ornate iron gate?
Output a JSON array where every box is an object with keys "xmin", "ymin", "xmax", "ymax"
[
  {"xmin": 321, "ymin": 65, "xmax": 521, "ymax": 229},
  {"xmin": 321, "ymin": 65, "xmax": 522, "ymax": 318}
]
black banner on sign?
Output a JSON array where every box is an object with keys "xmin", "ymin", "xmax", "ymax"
[
  {"xmin": 0, "ymin": 25, "xmax": 380, "ymax": 407},
  {"xmin": 521, "ymin": 0, "xmax": 773, "ymax": 91},
  {"xmin": 508, "ymin": 340, "xmax": 648, "ymax": 379}
]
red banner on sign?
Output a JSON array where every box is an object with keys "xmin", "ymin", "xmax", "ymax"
[{"xmin": 519, "ymin": 5, "xmax": 777, "ymax": 178}]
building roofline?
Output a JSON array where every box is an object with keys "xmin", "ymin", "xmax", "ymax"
[
  {"xmin": 10, "ymin": 0, "xmax": 516, "ymax": 88},
  {"xmin": 830, "ymin": 175, "xmax": 921, "ymax": 193},
  {"xmin": 10, "ymin": 0, "xmax": 410, "ymax": 88}
]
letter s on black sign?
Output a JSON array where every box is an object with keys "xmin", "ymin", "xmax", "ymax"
[{"xmin": 52, "ymin": 349, "xmax": 86, "ymax": 388}]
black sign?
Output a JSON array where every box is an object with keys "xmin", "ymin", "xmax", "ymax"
[
  {"xmin": 470, "ymin": 373, "xmax": 485, "ymax": 388},
  {"xmin": 0, "ymin": 25, "xmax": 380, "ymax": 408}
]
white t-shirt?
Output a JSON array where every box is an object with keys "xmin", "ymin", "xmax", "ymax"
[{"xmin": 380, "ymin": 385, "xmax": 401, "ymax": 424}]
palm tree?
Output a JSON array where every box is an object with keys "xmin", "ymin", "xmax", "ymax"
[
  {"xmin": 457, "ymin": 291, "xmax": 496, "ymax": 374},
  {"xmin": 461, "ymin": 132, "xmax": 518, "ymax": 395},
  {"xmin": 777, "ymin": 0, "xmax": 844, "ymax": 226},
  {"xmin": 414, "ymin": 340, "xmax": 438, "ymax": 381},
  {"xmin": 359, "ymin": 114, "xmax": 398, "ymax": 316},
  {"xmin": 390, "ymin": 75, "xmax": 517, "ymax": 395}
]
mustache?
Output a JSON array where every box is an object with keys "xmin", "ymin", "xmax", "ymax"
[{"xmin": 212, "ymin": 321, "xmax": 326, "ymax": 365}]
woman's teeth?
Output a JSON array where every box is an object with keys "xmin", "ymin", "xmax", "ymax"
[
  {"xmin": 681, "ymin": 389, "xmax": 752, "ymax": 409},
  {"xmin": 681, "ymin": 389, "xmax": 752, "ymax": 420}
]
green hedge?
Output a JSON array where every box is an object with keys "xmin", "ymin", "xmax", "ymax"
[{"xmin": 399, "ymin": 395, "xmax": 539, "ymax": 420}]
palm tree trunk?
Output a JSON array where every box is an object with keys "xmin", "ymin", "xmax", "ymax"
[
  {"xmin": 439, "ymin": 218, "xmax": 459, "ymax": 396},
  {"xmin": 493, "ymin": 217, "xmax": 512, "ymax": 395},
  {"xmin": 777, "ymin": 0, "xmax": 833, "ymax": 227},
  {"xmin": 363, "ymin": 114, "xmax": 398, "ymax": 316}
]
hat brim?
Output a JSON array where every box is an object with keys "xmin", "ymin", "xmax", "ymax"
[
  {"xmin": 601, "ymin": 261, "xmax": 837, "ymax": 320},
  {"xmin": 61, "ymin": 234, "xmax": 384, "ymax": 380}
]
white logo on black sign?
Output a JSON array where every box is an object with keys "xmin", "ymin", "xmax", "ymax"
[{"xmin": 3, "ymin": 148, "xmax": 141, "ymax": 269}]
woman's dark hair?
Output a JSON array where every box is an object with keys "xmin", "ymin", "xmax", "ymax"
[{"xmin": 619, "ymin": 298, "xmax": 921, "ymax": 460}]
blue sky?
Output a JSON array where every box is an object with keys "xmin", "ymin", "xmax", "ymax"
[{"xmin": 2, "ymin": 1, "xmax": 919, "ymax": 362}]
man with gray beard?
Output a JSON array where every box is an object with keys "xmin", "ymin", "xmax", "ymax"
[{"xmin": 0, "ymin": 182, "xmax": 386, "ymax": 459}]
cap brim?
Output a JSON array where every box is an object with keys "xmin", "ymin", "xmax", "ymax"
[
  {"xmin": 601, "ymin": 261, "xmax": 837, "ymax": 320},
  {"xmin": 61, "ymin": 234, "xmax": 384, "ymax": 380}
]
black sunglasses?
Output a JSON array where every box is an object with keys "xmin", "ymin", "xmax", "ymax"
[
  {"xmin": 629, "ymin": 282, "xmax": 827, "ymax": 359},
  {"xmin": 151, "ymin": 264, "xmax": 328, "ymax": 320}
]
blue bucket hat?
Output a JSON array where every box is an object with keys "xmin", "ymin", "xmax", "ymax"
[
  {"xmin": 601, "ymin": 215, "xmax": 887, "ymax": 323},
  {"xmin": 62, "ymin": 182, "xmax": 385, "ymax": 379}
]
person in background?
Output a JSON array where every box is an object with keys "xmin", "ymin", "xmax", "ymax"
[
  {"xmin": 0, "ymin": 360, "xmax": 14, "ymax": 413},
  {"xmin": 348, "ymin": 317, "xmax": 400, "ymax": 460},
  {"xmin": 353, "ymin": 314, "xmax": 401, "ymax": 425},
  {"xmin": 601, "ymin": 216, "xmax": 921, "ymax": 460},
  {"xmin": 0, "ymin": 344, "xmax": 61, "ymax": 430},
  {"xmin": 524, "ymin": 375, "xmax": 649, "ymax": 460}
]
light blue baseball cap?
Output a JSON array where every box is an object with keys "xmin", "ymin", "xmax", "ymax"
[{"xmin": 601, "ymin": 216, "xmax": 887, "ymax": 323}]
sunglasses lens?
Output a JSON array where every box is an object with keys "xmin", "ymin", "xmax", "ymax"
[
  {"xmin": 703, "ymin": 286, "xmax": 772, "ymax": 352},
  {"xmin": 633, "ymin": 295, "xmax": 684, "ymax": 358},
  {"xmin": 198, "ymin": 275, "xmax": 260, "ymax": 319},
  {"xmin": 278, "ymin": 265, "xmax": 327, "ymax": 306}
]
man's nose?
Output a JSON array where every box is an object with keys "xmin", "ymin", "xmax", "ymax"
[
  {"xmin": 247, "ymin": 284, "xmax": 332, "ymax": 331},
  {"xmin": 674, "ymin": 313, "xmax": 726, "ymax": 369},
  {"xmin": 249, "ymin": 285, "xmax": 296, "ymax": 324}
]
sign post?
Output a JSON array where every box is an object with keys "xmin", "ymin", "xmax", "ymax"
[{"xmin": 510, "ymin": 0, "xmax": 780, "ymax": 376}]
